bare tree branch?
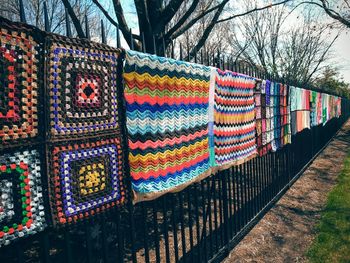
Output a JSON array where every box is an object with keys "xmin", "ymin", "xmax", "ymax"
[
  {"xmin": 170, "ymin": 0, "xmax": 229, "ymax": 40},
  {"xmin": 319, "ymin": 0, "xmax": 350, "ymax": 27},
  {"xmin": 187, "ymin": 0, "xmax": 228, "ymax": 58},
  {"xmin": 216, "ymin": 0, "xmax": 292, "ymax": 23},
  {"xmin": 61, "ymin": 0, "xmax": 85, "ymax": 37},
  {"xmin": 164, "ymin": 0, "xmax": 200, "ymax": 40},
  {"xmin": 304, "ymin": 33, "xmax": 340, "ymax": 83},
  {"xmin": 112, "ymin": 0, "xmax": 140, "ymax": 50},
  {"xmin": 162, "ymin": 0, "xmax": 183, "ymax": 26}
]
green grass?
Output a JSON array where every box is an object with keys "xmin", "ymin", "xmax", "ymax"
[{"xmin": 307, "ymin": 153, "xmax": 350, "ymax": 263}]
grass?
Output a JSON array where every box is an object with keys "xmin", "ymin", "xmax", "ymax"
[{"xmin": 307, "ymin": 153, "xmax": 350, "ymax": 263}]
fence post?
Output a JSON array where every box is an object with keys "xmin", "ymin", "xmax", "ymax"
[
  {"xmin": 19, "ymin": 0, "xmax": 26, "ymax": 23},
  {"xmin": 130, "ymin": 29, "xmax": 134, "ymax": 50},
  {"xmin": 85, "ymin": 15, "xmax": 90, "ymax": 40},
  {"xmin": 43, "ymin": 1, "xmax": 50, "ymax": 31},
  {"xmin": 101, "ymin": 19, "xmax": 106, "ymax": 44},
  {"xmin": 65, "ymin": 8, "xmax": 72, "ymax": 37}
]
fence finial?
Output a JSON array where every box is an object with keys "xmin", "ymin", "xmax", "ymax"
[
  {"xmin": 19, "ymin": 0, "xmax": 26, "ymax": 23},
  {"xmin": 85, "ymin": 15, "xmax": 90, "ymax": 40},
  {"xmin": 116, "ymin": 25, "xmax": 120, "ymax": 48},
  {"xmin": 43, "ymin": 1, "xmax": 50, "ymax": 31},
  {"xmin": 101, "ymin": 19, "xmax": 106, "ymax": 44},
  {"xmin": 142, "ymin": 32, "xmax": 146, "ymax": 52},
  {"xmin": 179, "ymin": 43, "xmax": 183, "ymax": 60},
  {"xmin": 130, "ymin": 28, "xmax": 134, "ymax": 50},
  {"xmin": 153, "ymin": 35, "xmax": 157, "ymax": 55},
  {"xmin": 65, "ymin": 8, "xmax": 72, "ymax": 37}
]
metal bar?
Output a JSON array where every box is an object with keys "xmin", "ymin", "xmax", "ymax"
[
  {"xmin": 85, "ymin": 15, "xmax": 90, "ymax": 40},
  {"xmin": 201, "ymin": 181, "xmax": 208, "ymax": 262},
  {"xmin": 130, "ymin": 29, "xmax": 134, "ymax": 50},
  {"xmin": 162, "ymin": 198, "xmax": 171, "ymax": 263},
  {"xmin": 212, "ymin": 176, "xmax": 219, "ymax": 253},
  {"xmin": 222, "ymin": 170, "xmax": 229, "ymax": 245},
  {"xmin": 101, "ymin": 215, "xmax": 109, "ymax": 263},
  {"xmin": 171, "ymin": 195, "xmax": 179, "ymax": 263},
  {"xmin": 207, "ymin": 179, "xmax": 214, "ymax": 258},
  {"xmin": 194, "ymin": 183, "xmax": 202, "ymax": 262},
  {"xmin": 19, "ymin": 0, "xmax": 26, "ymax": 23},
  {"xmin": 101, "ymin": 19, "xmax": 106, "ymax": 44},
  {"xmin": 65, "ymin": 8, "xmax": 72, "ymax": 37},
  {"xmin": 116, "ymin": 26, "xmax": 121, "ymax": 48},
  {"xmin": 64, "ymin": 230, "xmax": 73, "ymax": 263},
  {"xmin": 153, "ymin": 35, "xmax": 157, "ymax": 55},
  {"xmin": 186, "ymin": 188, "xmax": 194, "ymax": 262},
  {"xmin": 43, "ymin": 1, "xmax": 50, "ymax": 31},
  {"xmin": 152, "ymin": 202, "xmax": 161, "ymax": 263},
  {"xmin": 142, "ymin": 203, "xmax": 150, "ymax": 263},
  {"xmin": 178, "ymin": 192, "xmax": 187, "ymax": 261},
  {"xmin": 85, "ymin": 224, "xmax": 93, "ymax": 263},
  {"xmin": 142, "ymin": 32, "xmax": 146, "ymax": 52}
]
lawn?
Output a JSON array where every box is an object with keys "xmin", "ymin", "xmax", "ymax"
[{"xmin": 307, "ymin": 153, "xmax": 350, "ymax": 263}]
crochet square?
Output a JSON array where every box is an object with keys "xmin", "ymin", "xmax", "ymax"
[
  {"xmin": 49, "ymin": 137, "xmax": 125, "ymax": 225},
  {"xmin": 75, "ymin": 74, "xmax": 101, "ymax": 108},
  {"xmin": 0, "ymin": 150, "xmax": 45, "ymax": 246},
  {"xmin": 47, "ymin": 37, "xmax": 120, "ymax": 139},
  {"xmin": 0, "ymin": 25, "xmax": 39, "ymax": 143}
]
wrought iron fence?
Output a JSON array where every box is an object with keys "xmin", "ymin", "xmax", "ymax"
[{"xmin": 1, "ymin": 2, "xmax": 350, "ymax": 263}]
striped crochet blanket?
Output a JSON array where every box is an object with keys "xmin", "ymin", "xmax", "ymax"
[
  {"xmin": 290, "ymin": 86, "xmax": 311, "ymax": 134},
  {"xmin": 210, "ymin": 69, "xmax": 257, "ymax": 168},
  {"xmin": 255, "ymin": 80, "xmax": 291, "ymax": 156},
  {"xmin": 123, "ymin": 51, "xmax": 212, "ymax": 202}
]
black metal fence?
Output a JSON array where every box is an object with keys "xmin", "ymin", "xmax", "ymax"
[
  {"xmin": 1, "ymin": 103, "xmax": 349, "ymax": 263},
  {"xmin": 1, "ymin": 3, "xmax": 350, "ymax": 263}
]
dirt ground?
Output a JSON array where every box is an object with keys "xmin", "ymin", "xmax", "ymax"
[{"xmin": 224, "ymin": 120, "xmax": 350, "ymax": 263}]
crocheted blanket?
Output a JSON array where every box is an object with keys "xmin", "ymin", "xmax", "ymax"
[
  {"xmin": 255, "ymin": 80, "xmax": 291, "ymax": 156},
  {"xmin": 124, "ymin": 51, "xmax": 212, "ymax": 202},
  {"xmin": 290, "ymin": 86, "xmax": 310, "ymax": 135},
  {"xmin": 209, "ymin": 69, "xmax": 257, "ymax": 169}
]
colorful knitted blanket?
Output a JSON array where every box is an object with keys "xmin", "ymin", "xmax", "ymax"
[
  {"xmin": 209, "ymin": 69, "xmax": 257, "ymax": 169},
  {"xmin": 322, "ymin": 94, "xmax": 330, "ymax": 124},
  {"xmin": 310, "ymin": 91, "xmax": 323, "ymax": 126},
  {"xmin": 255, "ymin": 81, "xmax": 291, "ymax": 155},
  {"xmin": 255, "ymin": 80, "xmax": 271, "ymax": 155},
  {"xmin": 290, "ymin": 86, "xmax": 310, "ymax": 135},
  {"xmin": 123, "ymin": 50, "xmax": 212, "ymax": 202}
]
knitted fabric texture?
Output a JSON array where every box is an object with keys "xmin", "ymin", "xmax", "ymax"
[
  {"xmin": 0, "ymin": 17, "xmax": 41, "ymax": 146},
  {"xmin": 46, "ymin": 34, "xmax": 120, "ymax": 140},
  {"xmin": 0, "ymin": 149, "xmax": 46, "ymax": 246},
  {"xmin": 124, "ymin": 50, "xmax": 212, "ymax": 202},
  {"xmin": 269, "ymin": 82, "xmax": 291, "ymax": 152},
  {"xmin": 255, "ymin": 81, "xmax": 290, "ymax": 156},
  {"xmin": 209, "ymin": 69, "xmax": 257, "ymax": 169},
  {"xmin": 289, "ymin": 86, "xmax": 310, "ymax": 135},
  {"xmin": 46, "ymin": 34, "xmax": 126, "ymax": 225},
  {"xmin": 48, "ymin": 137, "xmax": 125, "ymax": 225}
]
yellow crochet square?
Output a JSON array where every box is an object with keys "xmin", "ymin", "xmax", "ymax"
[{"xmin": 78, "ymin": 163, "xmax": 106, "ymax": 196}]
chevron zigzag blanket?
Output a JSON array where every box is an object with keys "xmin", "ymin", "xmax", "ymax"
[
  {"xmin": 123, "ymin": 50, "xmax": 212, "ymax": 202},
  {"xmin": 209, "ymin": 69, "xmax": 257, "ymax": 169}
]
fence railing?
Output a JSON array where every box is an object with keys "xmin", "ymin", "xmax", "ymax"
[
  {"xmin": 1, "ymin": 105, "xmax": 349, "ymax": 263},
  {"xmin": 1, "ymin": 3, "xmax": 350, "ymax": 263}
]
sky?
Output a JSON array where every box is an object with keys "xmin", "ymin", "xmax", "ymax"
[
  {"xmin": 112, "ymin": 0, "xmax": 350, "ymax": 84},
  {"xmin": 333, "ymin": 32, "xmax": 350, "ymax": 83}
]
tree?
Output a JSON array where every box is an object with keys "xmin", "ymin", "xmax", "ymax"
[
  {"xmin": 314, "ymin": 66, "xmax": 350, "ymax": 97},
  {"xmin": 0, "ymin": 0, "xmax": 112, "ymax": 41},
  {"xmin": 301, "ymin": 0, "xmax": 350, "ymax": 28},
  {"xmin": 228, "ymin": 0, "xmax": 339, "ymax": 86},
  {"xmin": 90, "ymin": 0, "xmax": 292, "ymax": 56}
]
